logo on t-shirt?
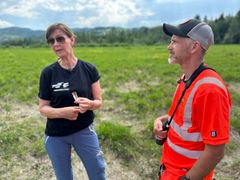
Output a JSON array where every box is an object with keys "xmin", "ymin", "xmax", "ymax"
[
  {"xmin": 52, "ymin": 82, "xmax": 69, "ymax": 92},
  {"xmin": 211, "ymin": 131, "xmax": 217, "ymax": 138}
]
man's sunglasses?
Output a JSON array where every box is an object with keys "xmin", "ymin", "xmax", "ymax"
[{"xmin": 47, "ymin": 36, "xmax": 66, "ymax": 45}]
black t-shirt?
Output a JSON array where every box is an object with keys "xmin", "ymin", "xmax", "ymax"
[{"xmin": 38, "ymin": 59, "xmax": 100, "ymax": 136}]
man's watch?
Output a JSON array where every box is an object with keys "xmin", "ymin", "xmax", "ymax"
[{"xmin": 180, "ymin": 176, "xmax": 190, "ymax": 180}]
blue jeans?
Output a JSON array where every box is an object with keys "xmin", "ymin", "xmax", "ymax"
[{"xmin": 45, "ymin": 124, "xmax": 106, "ymax": 180}]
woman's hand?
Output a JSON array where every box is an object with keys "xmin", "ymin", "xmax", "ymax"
[
  {"xmin": 74, "ymin": 97, "xmax": 93, "ymax": 113},
  {"xmin": 61, "ymin": 106, "xmax": 82, "ymax": 120}
]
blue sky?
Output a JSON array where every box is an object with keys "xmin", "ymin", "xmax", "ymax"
[{"xmin": 0, "ymin": 0, "xmax": 239, "ymax": 30}]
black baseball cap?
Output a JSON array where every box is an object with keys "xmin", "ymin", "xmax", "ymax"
[{"xmin": 163, "ymin": 19, "xmax": 214, "ymax": 50}]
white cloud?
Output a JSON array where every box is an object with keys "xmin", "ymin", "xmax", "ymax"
[
  {"xmin": 155, "ymin": 0, "xmax": 187, "ymax": 3},
  {"xmin": 0, "ymin": 19, "xmax": 13, "ymax": 28},
  {"xmin": 41, "ymin": 0, "xmax": 84, "ymax": 12},
  {"xmin": 0, "ymin": 0, "xmax": 153, "ymax": 27},
  {"xmin": 73, "ymin": 0, "xmax": 153, "ymax": 27},
  {"xmin": 0, "ymin": 0, "xmax": 42, "ymax": 18}
]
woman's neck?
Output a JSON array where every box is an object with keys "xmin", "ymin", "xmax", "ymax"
[{"xmin": 58, "ymin": 56, "xmax": 77, "ymax": 70}]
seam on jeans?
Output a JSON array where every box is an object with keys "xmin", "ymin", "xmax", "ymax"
[
  {"xmin": 45, "ymin": 136, "xmax": 50, "ymax": 144},
  {"xmin": 96, "ymin": 150, "xmax": 103, "ymax": 157},
  {"xmin": 89, "ymin": 125, "xmax": 97, "ymax": 135}
]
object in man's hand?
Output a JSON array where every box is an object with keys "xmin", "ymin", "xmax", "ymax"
[
  {"xmin": 71, "ymin": 91, "xmax": 78, "ymax": 101},
  {"xmin": 155, "ymin": 121, "xmax": 169, "ymax": 145}
]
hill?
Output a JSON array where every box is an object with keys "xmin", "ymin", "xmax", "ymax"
[
  {"xmin": 0, "ymin": 27, "xmax": 45, "ymax": 42},
  {"xmin": 0, "ymin": 26, "xmax": 116, "ymax": 43}
]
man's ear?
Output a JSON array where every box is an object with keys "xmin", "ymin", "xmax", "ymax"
[{"xmin": 191, "ymin": 41, "xmax": 201, "ymax": 54}]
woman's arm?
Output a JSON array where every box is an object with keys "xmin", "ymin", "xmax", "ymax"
[
  {"xmin": 74, "ymin": 80, "xmax": 102, "ymax": 113},
  {"xmin": 39, "ymin": 98, "xmax": 81, "ymax": 120},
  {"xmin": 90, "ymin": 80, "xmax": 102, "ymax": 110}
]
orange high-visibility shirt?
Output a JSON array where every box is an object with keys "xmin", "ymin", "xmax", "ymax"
[{"xmin": 161, "ymin": 69, "xmax": 231, "ymax": 178}]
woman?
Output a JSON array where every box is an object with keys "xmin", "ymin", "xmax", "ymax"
[{"xmin": 38, "ymin": 23, "xmax": 106, "ymax": 180}]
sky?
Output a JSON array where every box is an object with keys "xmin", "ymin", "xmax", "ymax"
[{"xmin": 0, "ymin": 0, "xmax": 239, "ymax": 30}]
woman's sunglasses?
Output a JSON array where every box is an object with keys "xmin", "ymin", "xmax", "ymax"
[{"xmin": 47, "ymin": 36, "xmax": 66, "ymax": 45}]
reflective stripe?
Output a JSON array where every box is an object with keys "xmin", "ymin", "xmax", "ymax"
[
  {"xmin": 170, "ymin": 119, "xmax": 202, "ymax": 141},
  {"xmin": 183, "ymin": 77, "xmax": 228, "ymax": 139},
  {"xmin": 167, "ymin": 138, "xmax": 202, "ymax": 159},
  {"xmin": 168, "ymin": 77, "xmax": 229, "ymax": 158}
]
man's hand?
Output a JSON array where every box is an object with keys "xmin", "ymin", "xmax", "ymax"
[{"xmin": 153, "ymin": 114, "xmax": 170, "ymax": 140}]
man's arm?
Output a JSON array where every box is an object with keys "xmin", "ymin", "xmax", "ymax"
[{"xmin": 185, "ymin": 144, "xmax": 225, "ymax": 180}]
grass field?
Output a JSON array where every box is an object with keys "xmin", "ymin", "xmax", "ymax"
[{"xmin": 0, "ymin": 45, "xmax": 240, "ymax": 179}]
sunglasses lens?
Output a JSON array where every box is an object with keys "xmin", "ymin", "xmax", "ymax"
[
  {"xmin": 56, "ymin": 36, "xmax": 65, "ymax": 43},
  {"xmin": 47, "ymin": 38, "xmax": 55, "ymax": 45},
  {"xmin": 47, "ymin": 36, "xmax": 66, "ymax": 45}
]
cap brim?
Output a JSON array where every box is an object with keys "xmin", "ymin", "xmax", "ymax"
[{"xmin": 163, "ymin": 23, "xmax": 187, "ymax": 37}]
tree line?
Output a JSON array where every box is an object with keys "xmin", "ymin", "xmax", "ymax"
[{"xmin": 2, "ymin": 10, "xmax": 240, "ymax": 47}]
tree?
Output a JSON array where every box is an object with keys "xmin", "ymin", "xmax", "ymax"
[
  {"xmin": 224, "ymin": 10, "xmax": 240, "ymax": 43},
  {"xmin": 194, "ymin": 15, "xmax": 201, "ymax": 21}
]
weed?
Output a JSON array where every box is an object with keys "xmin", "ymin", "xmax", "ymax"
[{"xmin": 97, "ymin": 121, "xmax": 137, "ymax": 161}]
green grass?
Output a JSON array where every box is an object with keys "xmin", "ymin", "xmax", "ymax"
[
  {"xmin": 97, "ymin": 122, "xmax": 138, "ymax": 161},
  {"xmin": 0, "ymin": 45, "xmax": 240, "ymax": 178},
  {"xmin": 0, "ymin": 118, "xmax": 45, "ymax": 160}
]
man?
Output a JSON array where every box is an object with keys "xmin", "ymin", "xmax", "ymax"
[{"xmin": 153, "ymin": 19, "xmax": 232, "ymax": 180}]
